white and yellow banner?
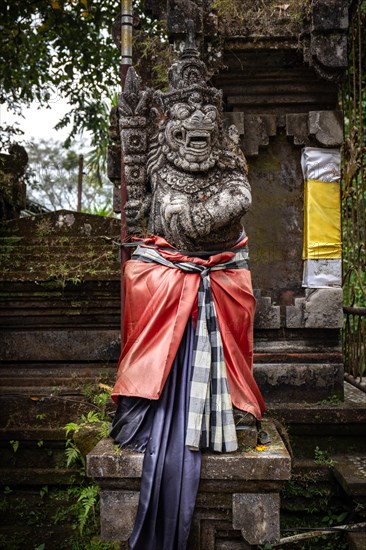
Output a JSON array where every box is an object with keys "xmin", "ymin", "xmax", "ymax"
[{"xmin": 301, "ymin": 147, "xmax": 342, "ymax": 288}]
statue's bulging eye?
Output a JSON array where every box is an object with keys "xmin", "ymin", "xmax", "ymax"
[
  {"xmin": 170, "ymin": 103, "xmax": 191, "ymax": 120},
  {"xmin": 176, "ymin": 107, "xmax": 190, "ymax": 120},
  {"xmin": 203, "ymin": 106, "xmax": 218, "ymax": 122}
]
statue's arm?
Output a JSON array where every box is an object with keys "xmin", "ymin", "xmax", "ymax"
[{"xmin": 184, "ymin": 175, "xmax": 251, "ymax": 238}]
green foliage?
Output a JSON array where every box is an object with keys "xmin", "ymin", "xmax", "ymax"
[
  {"xmin": 314, "ymin": 446, "xmax": 334, "ymax": 468},
  {"xmin": 65, "ymin": 385, "xmax": 112, "ymax": 469},
  {"xmin": 57, "ymin": 385, "xmax": 114, "ymax": 540},
  {"xmin": 0, "ymin": 0, "xmax": 120, "ymax": 146},
  {"xmin": 39, "ymin": 486, "xmax": 48, "ymax": 499},
  {"xmin": 322, "ymin": 510, "xmax": 348, "ymax": 526},
  {"xmin": 74, "ymin": 484, "xmax": 99, "ymax": 534},
  {"xmin": 0, "ymin": 1, "xmax": 173, "ymax": 148},
  {"xmin": 65, "ymin": 440, "xmax": 84, "ymax": 468},
  {"xmin": 0, "ymin": 485, "xmax": 119, "ymax": 549},
  {"xmin": 9, "ymin": 440, "xmax": 19, "ymax": 453},
  {"xmin": 318, "ymin": 395, "xmax": 342, "ymax": 406},
  {"xmin": 342, "ymin": 2, "xmax": 366, "ymax": 309}
]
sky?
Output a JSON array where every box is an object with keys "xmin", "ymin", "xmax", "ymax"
[{"xmin": 1, "ymin": 96, "xmax": 89, "ymax": 152}]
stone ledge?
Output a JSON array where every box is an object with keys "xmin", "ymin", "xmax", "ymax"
[
  {"xmin": 286, "ymin": 110, "xmax": 343, "ymax": 147},
  {"xmin": 266, "ymin": 383, "xmax": 366, "ymax": 425},
  {"xmin": 308, "ymin": 110, "xmax": 343, "ymax": 147},
  {"xmin": 333, "ymin": 454, "xmax": 366, "ymax": 497},
  {"xmin": 87, "ymin": 421, "xmax": 291, "ymax": 483},
  {"xmin": 0, "ymin": 467, "xmax": 80, "ymax": 485},
  {"xmin": 0, "ymin": 329, "xmax": 120, "ymax": 361}
]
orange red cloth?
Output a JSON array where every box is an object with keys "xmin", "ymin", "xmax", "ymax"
[{"xmin": 112, "ymin": 235, "xmax": 265, "ymax": 420}]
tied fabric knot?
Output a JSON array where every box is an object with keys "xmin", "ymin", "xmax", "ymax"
[
  {"xmin": 132, "ymin": 245, "xmax": 250, "ymax": 453},
  {"xmin": 186, "ymin": 266, "xmax": 237, "ymax": 453}
]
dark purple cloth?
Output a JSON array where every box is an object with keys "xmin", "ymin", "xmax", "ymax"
[{"xmin": 110, "ymin": 319, "xmax": 202, "ymax": 550}]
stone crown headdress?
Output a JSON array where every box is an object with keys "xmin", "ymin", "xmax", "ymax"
[{"xmin": 159, "ymin": 20, "xmax": 222, "ymax": 112}]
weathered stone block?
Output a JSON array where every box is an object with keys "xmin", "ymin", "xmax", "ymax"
[
  {"xmin": 333, "ymin": 455, "xmax": 366, "ymax": 498},
  {"xmin": 100, "ymin": 490, "xmax": 139, "ymax": 541},
  {"xmin": 286, "ymin": 288, "xmax": 343, "ymax": 328},
  {"xmin": 107, "ymin": 143, "xmax": 121, "ymax": 182},
  {"xmin": 286, "ymin": 113, "xmax": 309, "ymax": 146},
  {"xmin": 232, "ymin": 493, "xmax": 280, "ymax": 545},
  {"xmin": 254, "ymin": 290, "xmax": 281, "ymax": 329},
  {"xmin": 304, "ymin": 288, "xmax": 343, "ymax": 328},
  {"xmin": 286, "ymin": 297, "xmax": 305, "ymax": 328},
  {"xmin": 312, "ymin": 0, "xmax": 349, "ymax": 31},
  {"xmin": 113, "ymin": 183, "xmax": 121, "ymax": 213},
  {"xmin": 311, "ymin": 34, "xmax": 348, "ymax": 69},
  {"xmin": 309, "ymin": 110, "xmax": 343, "ymax": 147},
  {"xmin": 242, "ymin": 114, "xmax": 277, "ymax": 157},
  {"xmin": 167, "ymin": 0, "xmax": 203, "ymax": 37},
  {"xmin": 254, "ymin": 363, "xmax": 344, "ymax": 403}
]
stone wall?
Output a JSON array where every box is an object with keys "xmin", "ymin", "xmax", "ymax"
[{"xmin": 0, "ymin": 211, "xmax": 121, "ymax": 485}]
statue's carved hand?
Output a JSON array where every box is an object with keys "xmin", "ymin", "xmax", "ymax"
[
  {"xmin": 162, "ymin": 195, "xmax": 189, "ymax": 224},
  {"xmin": 125, "ymin": 195, "xmax": 151, "ymax": 229}
]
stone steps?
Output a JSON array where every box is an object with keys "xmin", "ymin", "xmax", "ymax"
[
  {"xmin": 266, "ymin": 383, "xmax": 366, "ymax": 458},
  {"xmin": 334, "ymin": 454, "xmax": 366, "ymax": 498},
  {"xmin": 0, "ymin": 467, "xmax": 79, "ymax": 486},
  {"xmin": 0, "ymin": 361, "xmax": 116, "ymax": 391}
]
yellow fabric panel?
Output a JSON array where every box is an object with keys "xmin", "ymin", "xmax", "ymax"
[{"xmin": 302, "ymin": 179, "xmax": 342, "ymax": 259}]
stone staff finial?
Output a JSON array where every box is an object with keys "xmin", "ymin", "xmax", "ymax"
[{"xmin": 182, "ymin": 19, "xmax": 199, "ymax": 59}]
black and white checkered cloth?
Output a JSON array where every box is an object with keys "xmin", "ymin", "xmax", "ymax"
[{"xmin": 132, "ymin": 245, "xmax": 249, "ymax": 453}]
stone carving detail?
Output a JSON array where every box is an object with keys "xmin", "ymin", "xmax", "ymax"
[
  {"xmin": 119, "ymin": 21, "xmax": 251, "ymax": 251},
  {"xmin": 286, "ymin": 111, "xmax": 343, "ymax": 148},
  {"xmin": 286, "ymin": 288, "xmax": 344, "ymax": 329}
]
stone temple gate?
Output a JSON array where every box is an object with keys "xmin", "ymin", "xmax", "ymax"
[{"xmin": 108, "ymin": 0, "xmax": 347, "ymax": 404}]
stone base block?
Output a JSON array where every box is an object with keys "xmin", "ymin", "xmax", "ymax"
[
  {"xmin": 233, "ymin": 493, "xmax": 280, "ymax": 545},
  {"xmin": 87, "ymin": 420, "xmax": 291, "ymax": 548},
  {"xmin": 100, "ymin": 490, "xmax": 139, "ymax": 541}
]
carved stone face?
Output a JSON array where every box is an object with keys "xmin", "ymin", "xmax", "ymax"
[{"xmin": 164, "ymin": 93, "xmax": 219, "ymax": 172}]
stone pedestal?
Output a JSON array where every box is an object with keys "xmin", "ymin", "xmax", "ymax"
[{"xmin": 87, "ymin": 420, "xmax": 291, "ymax": 548}]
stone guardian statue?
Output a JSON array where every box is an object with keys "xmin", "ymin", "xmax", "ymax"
[{"xmin": 110, "ymin": 22, "xmax": 266, "ymax": 550}]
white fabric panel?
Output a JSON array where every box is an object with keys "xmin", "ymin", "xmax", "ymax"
[
  {"xmin": 301, "ymin": 147, "xmax": 341, "ymax": 183},
  {"xmin": 302, "ymin": 259, "xmax": 342, "ymax": 288}
]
